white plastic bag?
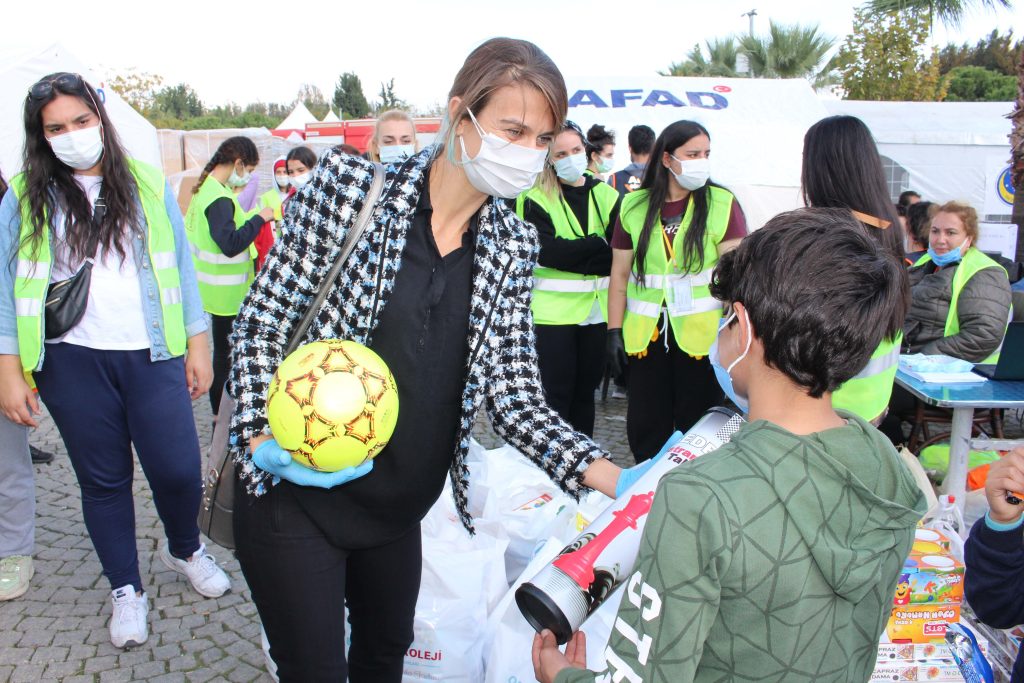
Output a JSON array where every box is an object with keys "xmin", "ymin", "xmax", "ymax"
[
  {"xmin": 469, "ymin": 442, "xmax": 580, "ymax": 581},
  {"xmin": 402, "ymin": 487, "xmax": 509, "ymax": 682}
]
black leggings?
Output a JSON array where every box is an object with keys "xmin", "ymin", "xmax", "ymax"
[
  {"xmin": 626, "ymin": 325, "xmax": 722, "ymax": 462},
  {"xmin": 233, "ymin": 478, "xmax": 421, "ymax": 683},
  {"xmin": 209, "ymin": 314, "xmax": 234, "ymax": 417},
  {"xmin": 535, "ymin": 323, "xmax": 607, "ymax": 437}
]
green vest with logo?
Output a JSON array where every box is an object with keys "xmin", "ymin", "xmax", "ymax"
[
  {"xmin": 185, "ymin": 175, "xmax": 256, "ymax": 316},
  {"xmin": 620, "ymin": 187, "xmax": 732, "ymax": 356},
  {"xmin": 11, "ymin": 159, "xmax": 186, "ymax": 372},
  {"xmin": 832, "ymin": 335, "xmax": 902, "ymax": 422},
  {"xmin": 516, "ymin": 182, "xmax": 619, "ymax": 325},
  {"xmin": 913, "ymin": 248, "xmax": 1009, "ymax": 364}
]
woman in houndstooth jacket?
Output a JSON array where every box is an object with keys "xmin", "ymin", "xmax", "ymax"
[{"xmin": 226, "ymin": 38, "xmax": 623, "ymax": 682}]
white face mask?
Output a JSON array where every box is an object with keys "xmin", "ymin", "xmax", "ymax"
[
  {"xmin": 459, "ymin": 109, "xmax": 547, "ymax": 199},
  {"xmin": 597, "ymin": 155, "xmax": 615, "ymax": 174},
  {"xmin": 379, "ymin": 144, "xmax": 415, "ymax": 164},
  {"xmin": 670, "ymin": 156, "xmax": 711, "ymax": 191},
  {"xmin": 290, "ymin": 172, "xmax": 311, "ymax": 188},
  {"xmin": 275, "ymin": 174, "xmax": 290, "ymax": 189},
  {"xmin": 553, "ymin": 152, "xmax": 588, "ymax": 183},
  {"xmin": 228, "ymin": 165, "xmax": 251, "ymax": 188},
  {"xmin": 48, "ymin": 125, "xmax": 104, "ymax": 171}
]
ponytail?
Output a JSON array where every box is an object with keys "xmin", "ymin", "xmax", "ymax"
[{"xmin": 192, "ymin": 136, "xmax": 259, "ymax": 195}]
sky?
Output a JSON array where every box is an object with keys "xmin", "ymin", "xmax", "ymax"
[{"xmin": 5, "ymin": 0, "xmax": 1024, "ymax": 115}]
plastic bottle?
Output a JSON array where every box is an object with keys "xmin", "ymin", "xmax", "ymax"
[{"xmin": 924, "ymin": 494, "xmax": 966, "ymax": 559}]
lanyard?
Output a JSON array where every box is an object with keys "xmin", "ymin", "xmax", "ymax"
[{"xmin": 661, "ymin": 227, "xmax": 680, "ymax": 272}]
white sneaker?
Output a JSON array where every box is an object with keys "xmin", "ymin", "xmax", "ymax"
[
  {"xmin": 110, "ymin": 585, "xmax": 149, "ymax": 649},
  {"xmin": 159, "ymin": 541, "xmax": 231, "ymax": 598}
]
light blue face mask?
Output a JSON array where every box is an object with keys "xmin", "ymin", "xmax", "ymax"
[
  {"xmin": 553, "ymin": 152, "xmax": 588, "ymax": 183},
  {"xmin": 379, "ymin": 144, "xmax": 415, "ymax": 164},
  {"xmin": 928, "ymin": 239, "xmax": 967, "ymax": 267},
  {"xmin": 708, "ymin": 308, "xmax": 752, "ymax": 413}
]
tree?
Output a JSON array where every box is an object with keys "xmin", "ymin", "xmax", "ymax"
[
  {"xmin": 661, "ymin": 38, "xmax": 739, "ymax": 77},
  {"xmin": 738, "ymin": 21, "xmax": 837, "ymax": 86},
  {"xmin": 945, "ymin": 65, "xmax": 1016, "ymax": 100},
  {"xmin": 660, "ymin": 24, "xmax": 836, "ymax": 86},
  {"xmin": 152, "ymin": 83, "xmax": 204, "ymax": 119},
  {"xmin": 333, "ymin": 72, "xmax": 371, "ymax": 120},
  {"xmin": 866, "ymin": 0, "xmax": 1023, "ymax": 260},
  {"xmin": 375, "ymin": 78, "xmax": 409, "ymax": 112},
  {"xmin": 835, "ymin": 8, "xmax": 947, "ymax": 101},
  {"xmin": 866, "ymin": 0, "xmax": 1011, "ymax": 29},
  {"xmin": 939, "ymin": 29, "xmax": 1021, "ymax": 76},
  {"xmin": 296, "ymin": 83, "xmax": 330, "ymax": 119},
  {"xmin": 107, "ymin": 69, "xmax": 164, "ymax": 113}
]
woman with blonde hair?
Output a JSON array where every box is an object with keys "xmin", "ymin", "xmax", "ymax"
[
  {"xmin": 228, "ymin": 38, "xmax": 630, "ymax": 681},
  {"xmin": 366, "ymin": 109, "xmax": 419, "ymax": 165}
]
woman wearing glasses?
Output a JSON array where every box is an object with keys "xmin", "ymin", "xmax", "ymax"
[{"xmin": 0, "ymin": 73, "xmax": 230, "ymax": 649}]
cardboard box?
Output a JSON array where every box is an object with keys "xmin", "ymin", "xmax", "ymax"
[
  {"xmin": 869, "ymin": 662, "xmax": 964, "ymax": 681},
  {"xmin": 911, "ymin": 529, "xmax": 953, "ymax": 556},
  {"xmin": 886, "ymin": 604, "xmax": 961, "ymax": 643},
  {"xmin": 893, "ymin": 554, "xmax": 965, "ymax": 606}
]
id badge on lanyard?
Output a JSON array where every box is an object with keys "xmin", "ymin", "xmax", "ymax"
[{"xmin": 662, "ymin": 228, "xmax": 694, "ymax": 315}]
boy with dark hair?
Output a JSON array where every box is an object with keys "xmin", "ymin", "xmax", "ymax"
[
  {"xmin": 608, "ymin": 124, "xmax": 655, "ymax": 196},
  {"xmin": 535, "ymin": 208, "xmax": 927, "ymax": 683}
]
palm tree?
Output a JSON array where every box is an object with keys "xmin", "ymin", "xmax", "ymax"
[
  {"xmin": 867, "ymin": 0, "xmax": 1022, "ymax": 260},
  {"xmin": 738, "ymin": 21, "xmax": 837, "ymax": 87},
  {"xmin": 662, "ymin": 38, "xmax": 740, "ymax": 77},
  {"xmin": 662, "ymin": 23, "xmax": 837, "ymax": 86}
]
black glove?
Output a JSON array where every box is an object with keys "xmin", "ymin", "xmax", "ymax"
[{"xmin": 606, "ymin": 328, "xmax": 628, "ymax": 379}]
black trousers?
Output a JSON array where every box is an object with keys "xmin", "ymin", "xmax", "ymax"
[
  {"xmin": 535, "ymin": 322, "xmax": 607, "ymax": 437},
  {"xmin": 626, "ymin": 325, "xmax": 722, "ymax": 462},
  {"xmin": 209, "ymin": 314, "xmax": 234, "ymax": 417},
  {"xmin": 234, "ymin": 478, "xmax": 421, "ymax": 682}
]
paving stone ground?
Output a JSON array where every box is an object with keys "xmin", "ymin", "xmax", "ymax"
[{"xmin": 3, "ymin": 387, "xmax": 634, "ymax": 682}]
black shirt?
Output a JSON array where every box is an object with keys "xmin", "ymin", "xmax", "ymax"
[
  {"xmin": 205, "ymin": 197, "xmax": 266, "ymax": 257},
  {"xmin": 522, "ymin": 176, "xmax": 618, "ymax": 276},
  {"xmin": 290, "ymin": 180, "xmax": 477, "ymax": 547}
]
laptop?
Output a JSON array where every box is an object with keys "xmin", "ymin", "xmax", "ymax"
[{"xmin": 973, "ymin": 322, "xmax": 1024, "ymax": 380}]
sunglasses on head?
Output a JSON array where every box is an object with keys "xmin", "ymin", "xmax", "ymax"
[{"xmin": 28, "ymin": 73, "xmax": 86, "ymax": 101}]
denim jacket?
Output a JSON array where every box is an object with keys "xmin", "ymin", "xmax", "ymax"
[{"xmin": 0, "ymin": 181, "xmax": 207, "ymax": 369}]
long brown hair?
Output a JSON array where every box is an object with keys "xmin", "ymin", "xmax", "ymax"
[{"xmin": 439, "ymin": 37, "xmax": 568, "ymax": 161}]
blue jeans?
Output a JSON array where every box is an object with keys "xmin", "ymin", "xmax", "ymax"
[
  {"xmin": 0, "ymin": 415, "xmax": 32, "ymax": 557},
  {"xmin": 34, "ymin": 343, "xmax": 202, "ymax": 591}
]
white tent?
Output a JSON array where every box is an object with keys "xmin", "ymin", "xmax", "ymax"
[
  {"xmin": 276, "ymin": 102, "xmax": 318, "ymax": 132},
  {"xmin": 565, "ymin": 76, "xmax": 830, "ymax": 229},
  {"xmin": 321, "ymin": 108, "xmax": 341, "ymax": 123},
  {"xmin": 0, "ymin": 43, "xmax": 161, "ymax": 179},
  {"xmin": 825, "ymin": 100, "xmax": 1017, "ymax": 257}
]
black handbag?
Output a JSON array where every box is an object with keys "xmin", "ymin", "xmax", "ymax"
[{"xmin": 44, "ymin": 184, "xmax": 105, "ymax": 339}]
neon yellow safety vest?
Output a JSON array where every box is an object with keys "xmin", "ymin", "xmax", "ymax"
[
  {"xmin": 258, "ymin": 189, "xmax": 284, "ymax": 222},
  {"xmin": 620, "ymin": 187, "xmax": 732, "ymax": 356},
  {"xmin": 185, "ymin": 175, "xmax": 257, "ymax": 316},
  {"xmin": 832, "ymin": 334, "xmax": 902, "ymax": 422},
  {"xmin": 913, "ymin": 248, "xmax": 1009, "ymax": 364},
  {"xmin": 516, "ymin": 182, "xmax": 620, "ymax": 325},
  {"xmin": 10, "ymin": 159, "xmax": 186, "ymax": 372}
]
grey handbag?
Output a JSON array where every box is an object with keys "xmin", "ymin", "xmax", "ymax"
[{"xmin": 199, "ymin": 163, "xmax": 385, "ymax": 549}]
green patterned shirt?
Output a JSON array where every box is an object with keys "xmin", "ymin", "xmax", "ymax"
[{"xmin": 558, "ymin": 413, "xmax": 926, "ymax": 683}]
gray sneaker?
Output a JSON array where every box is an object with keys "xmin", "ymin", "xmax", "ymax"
[{"xmin": 0, "ymin": 555, "xmax": 33, "ymax": 601}]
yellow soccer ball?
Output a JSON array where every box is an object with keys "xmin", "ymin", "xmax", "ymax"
[{"xmin": 266, "ymin": 340, "xmax": 399, "ymax": 472}]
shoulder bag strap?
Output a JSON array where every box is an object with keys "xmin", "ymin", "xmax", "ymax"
[{"xmin": 285, "ymin": 163, "xmax": 385, "ymax": 355}]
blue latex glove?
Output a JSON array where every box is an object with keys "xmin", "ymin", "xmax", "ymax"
[
  {"xmin": 252, "ymin": 439, "xmax": 373, "ymax": 488},
  {"xmin": 614, "ymin": 430, "xmax": 683, "ymax": 498}
]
